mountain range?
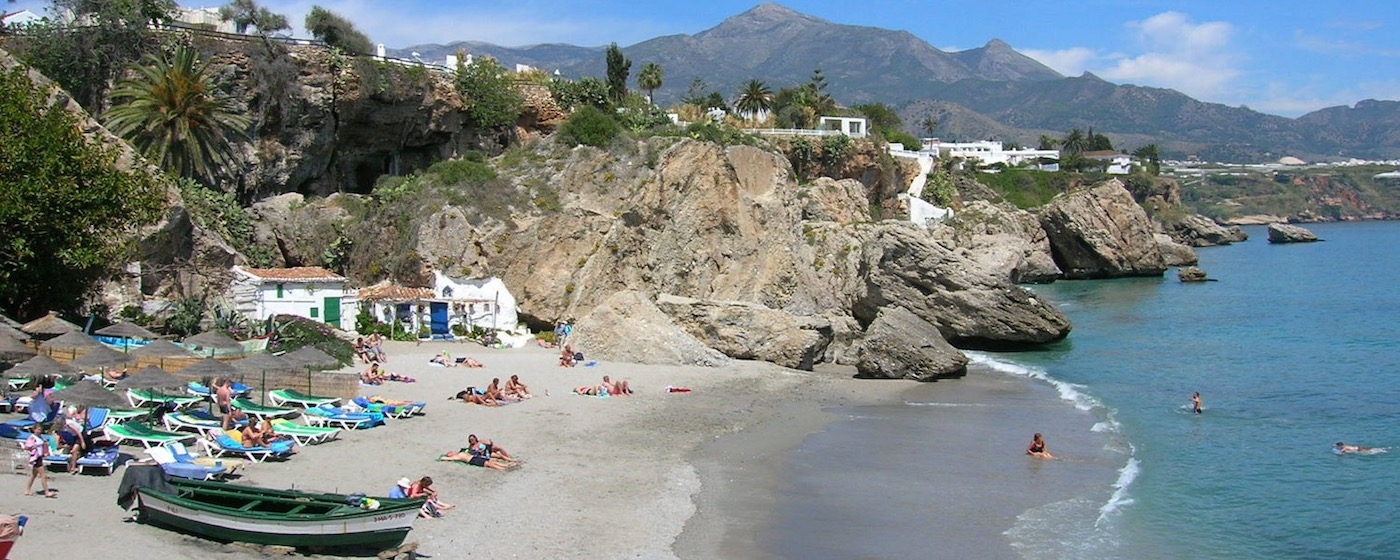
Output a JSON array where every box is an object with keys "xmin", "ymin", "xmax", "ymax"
[{"xmin": 393, "ymin": 3, "xmax": 1400, "ymax": 162}]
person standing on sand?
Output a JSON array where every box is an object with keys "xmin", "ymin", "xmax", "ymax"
[
  {"xmin": 1192, "ymin": 392, "xmax": 1203, "ymax": 414},
  {"xmin": 1027, "ymin": 432, "xmax": 1055, "ymax": 459},
  {"xmin": 22, "ymin": 424, "xmax": 55, "ymax": 497}
]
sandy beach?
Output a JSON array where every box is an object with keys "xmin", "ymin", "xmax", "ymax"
[
  {"xmin": 4, "ymin": 340, "xmax": 1114, "ymax": 559},
  {"xmin": 3, "ymin": 340, "xmax": 905, "ymax": 559}
]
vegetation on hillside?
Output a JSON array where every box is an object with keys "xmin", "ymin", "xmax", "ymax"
[
  {"xmin": 0, "ymin": 65, "xmax": 167, "ymax": 318},
  {"xmin": 1179, "ymin": 166, "xmax": 1400, "ymax": 222},
  {"xmin": 304, "ymin": 5, "xmax": 373, "ymax": 55}
]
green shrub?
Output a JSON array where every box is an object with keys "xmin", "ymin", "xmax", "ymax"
[
  {"xmin": 559, "ymin": 105, "xmax": 622, "ymax": 148},
  {"xmin": 427, "ymin": 158, "xmax": 497, "ymax": 186},
  {"xmin": 883, "ymin": 130, "xmax": 921, "ymax": 150},
  {"xmin": 267, "ymin": 314, "xmax": 354, "ymax": 366}
]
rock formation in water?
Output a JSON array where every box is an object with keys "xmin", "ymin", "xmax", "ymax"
[
  {"xmin": 1267, "ymin": 223, "xmax": 1321, "ymax": 243},
  {"xmin": 1038, "ymin": 179, "xmax": 1171, "ymax": 279}
]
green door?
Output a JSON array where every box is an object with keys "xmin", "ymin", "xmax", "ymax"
[{"xmin": 323, "ymin": 296, "xmax": 341, "ymax": 326}]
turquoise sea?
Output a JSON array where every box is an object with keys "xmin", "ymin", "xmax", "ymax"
[{"xmin": 770, "ymin": 221, "xmax": 1400, "ymax": 559}]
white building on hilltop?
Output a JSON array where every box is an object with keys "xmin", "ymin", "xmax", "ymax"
[
  {"xmin": 920, "ymin": 140, "xmax": 1059, "ymax": 170},
  {"xmin": 355, "ymin": 271, "xmax": 519, "ymax": 338}
]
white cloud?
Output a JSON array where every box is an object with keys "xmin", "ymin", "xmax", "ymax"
[
  {"xmin": 1097, "ymin": 12, "xmax": 1240, "ymax": 100},
  {"xmin": 1022, "ymin": 47, "xmax": 1098, "ymax": 77}
]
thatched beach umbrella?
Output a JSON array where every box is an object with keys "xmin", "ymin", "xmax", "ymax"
[
  {"xmin": 20, "ymin": 311, "xmax": 80, "ymax": 336},
  {"xmin": 40, "ymin": 331, "xmax": 103, "ymax": 352},
  {"xmin": 0, "ymin": 323, "xmax": 28, "ymax": 341},
  {"xmin": 183, "ymin": 331, "xmax": 244, "ymax": 356},
  {"xmin": 131, "ymin": 339, "xmax": 197, "ymax": 359},
  {"xmin": 181, "ymin": 357, "xmax": 239, "ymax": 380},
  {"xmin": 231, "ymin": 352, "xmax": 294, "ymax": 374},
  {"xmin": 70, "ymin": 345, "xmax": 139, "ymax": 370},
  {"xmin": 7, "ymin": 354, "xmax": 80, "ymax": 378},
  {"xmin": 117, "ymin": 365, "xmax": 186, "ymax": 390},
  {"xmin": 0, "ymin": 334, "xmax": 37, "ymax": 361},
  {"xmin": 0, "ymin": 312, "xmax": 21, "ymax": 329},
  {"xmin": 283, "ymin": 346, "xmax": 342, "ymax": 370},
  {"xmin": 95, "ymin": 321, "xmax": 157, "ymax": 340},
  {"xmin": 52, "ymin": 380, "xmax": 129, "ymax": 409}
]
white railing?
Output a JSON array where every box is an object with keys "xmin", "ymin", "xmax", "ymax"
[{"xmin": 751, "ymin": 128, "xmax": 844, "ymax": 138}]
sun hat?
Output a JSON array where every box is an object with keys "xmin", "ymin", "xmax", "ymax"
[{"xmin": 396, "ymin": 477, "xmax": 412, "ymax": 487}]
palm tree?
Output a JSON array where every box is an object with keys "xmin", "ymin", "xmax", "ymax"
[
  {"xmin": 734, "ymin": 79, "xmax": 773, "ymax": 122},
  {"xmin": 637, "ymin": 62, "xmax": 664, "ymax": 105},
  {"xmin": 1061, "ymin": 129, "xmax": 1087, "ymax": 156},
  {"xmin": 104, "ymin": 46, "xmax": 251, "ymax": 184},
  {"xmin": 920, "ymin": 115, "xmax": 938, "ymax": 138},
  {"xmin": 1133, "ymin": 144, "xmax": 1162, "ymax": 175},
  {"xmin": 1037, "ymin": 134, "xmax": 1060, "ymax": 150}
]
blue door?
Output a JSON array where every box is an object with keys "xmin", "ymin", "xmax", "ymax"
[{"xmin": 430, "ymin": 302, "xmax": 449, "ymax": 337}]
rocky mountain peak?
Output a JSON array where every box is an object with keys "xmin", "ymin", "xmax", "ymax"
[{"xmin": 698, "ymin": 2, "xmax": 829, "ymax": 38}]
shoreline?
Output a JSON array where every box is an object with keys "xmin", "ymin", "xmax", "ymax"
[{"xmin": 4, "ymin": 341, "xmax": 1119, "ymax": 559}]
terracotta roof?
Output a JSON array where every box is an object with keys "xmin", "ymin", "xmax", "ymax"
[
  {"xmin": 1080, "ymin": 150, "xmax": 1132, "ymax": 159},
  {"xmin": 357, "ymin": 281, "xmax": 435, "ymax": 302},
  {"xmin": 236, "ymin": 266, "xmax": 346, "ymax": 282}
]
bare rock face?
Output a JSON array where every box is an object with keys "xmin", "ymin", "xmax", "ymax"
[
  {"xmin": 570, "ymin": 290, "xmax": 728, "ymax": 367},
  {"xmin": 249, "ymin": 193, "xmax": 353, "ymax": 267},
  {"xmin": 853, "ymin": 306, "xmax": 968, "ymax": 381},
  {"xmin": 854, "ymin": 223, "xmax": 1072, "ymax": 348},
  {"xmin": 1167, "ymin": 214, "xmax": 1249, "ymax": 246},
  {"xmin": 1267, "ymin": 223, "xmax": 1320, "ymax": 243},
  {"xmin": 801, "ymin": 177, "xmax": 870, "ymax": 224},
  {"xmin": 1155, "ymin": 234, "xmax": 1200, "ymax": 266},
  {"xmin": 932, "ymin": 200, "xmax": 1061, "ymax": 284},
  {"xmin": 1178, "ymin": 266, "xmax": 1209, "ymax": 282},
  {"xmin": 656, "ymin": 294, "xmax": 833, "ymax": 370},
  {"xmin": 1038, "ymin": 179, "xmax": 1168, "ymax": 279}
]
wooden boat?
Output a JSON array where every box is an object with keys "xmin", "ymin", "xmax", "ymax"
[{"xmin": 134, "ymin": 477, "xmax": 423, "ymax": 549}]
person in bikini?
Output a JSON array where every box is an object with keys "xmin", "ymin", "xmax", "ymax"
[
  {"xmin": 1027, "ymin": 432, "xmax": 1055, "ymax": 459},
  {"xmin": 441, "ymin": 434, "xmax": 518, "ymax": 470}
]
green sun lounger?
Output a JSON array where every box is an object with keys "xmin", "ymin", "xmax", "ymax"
[
  {"xmin": 104, "ymin": 421, "xmax": 199, "ymax": 449},
  {"xmin": 270, "ymin": 418, "xmax": 340, "ymax": 445},
  {"xmin": 267, "ymin": 388, "xmax": 342, "ymax": 408},
  {"xmin": 231, "ymin": 398, "xmax": 298, "ymax": 420},
  {"xmin": 127, "ymin": 388, "xmax": 202, "ymax": 409}
]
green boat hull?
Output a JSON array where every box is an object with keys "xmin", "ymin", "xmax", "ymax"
[{"xmin": 135, "ymin": 478, "xmax": 422, "ymax": 550}]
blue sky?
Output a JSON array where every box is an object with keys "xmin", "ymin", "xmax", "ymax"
[{"xmin": 7, "ymin": 0, "xmax": 1399, "ymax": 117}]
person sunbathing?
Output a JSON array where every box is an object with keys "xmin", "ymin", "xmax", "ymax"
[
  {"xmin": 573, "ymin": 384, "xmax": 606, "ymax": 396},
  {"xmin": 430, "ymin": 353, "xmax": 456, "ymax": 367},
  {"xmin": 240, "ymin": 423, "xmax": 267, "ymax": 447},
  {"xmin": 601, "ymin": 375, "xmax": 632, "ymax": 396},
  {"xmin": 454, "ymin": 388, "xmax": 499, "ymax": 407},
  {"xmin": 467, "ymin": 434, "xmax": 518, "ymax": 463},
  {"xmin": 103, "ymin": 367, "xmax": 129, "ymax": 382},
  {"xmin": 484, "ymin": 378, "xmax": 514, "ymax": 403},
  {"xmin": 504, "ymin": 374, "xmax": 532, "ymax": 399},
  {"xmin": 222, "ymin": 408, "xmax": 249, "ymax": 431},
  {"xmin": 410, "ymin": 476, "xmax": 455, "ymax": 514},
  {"xmin": 361, "ymin": 363, "xmax": 387, "ymax": 385},
  {"xmin": 441, "ymin": 446, "xmax": 516, "ymax": 470},
  {"xmin": 458, "ymin": 356, "xmax": 484, "ymax": 368}
]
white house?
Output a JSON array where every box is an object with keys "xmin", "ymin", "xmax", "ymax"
[
  {"xmin": 1081, "ymin": 150, "xmax": 1134, "ymax": 174},
  {"xmin": 1, "ymin": 9, "xmax": 43, "ymax": 27},
  {"xmin": 818, "ymin": 116, "xmax": 868, "ymax": 138},
  {"xmin": 229, "ymin": 266, "xmax": 355, "ymax": 330},
  {"xmin": 173, "ymin": 7, "xmax": 238, "ymax": 33},
  {"xmin": 355, "ymin": 272, "xmax": 519, "ymax": 337},
  {"xmin": 921, "ymin": 140, "xmax": 1059, "ymax": 170}
]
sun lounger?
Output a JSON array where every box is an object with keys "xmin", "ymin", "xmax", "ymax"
[
  {"xmin": 200, "ymin": 432, "xmax": 295, "ymax": 463},
  {"xmin": 186, "ymin": 381, "xmax": 253, "ymax": 400},
  {"xmin": 267, "ymin": 388, "xmax": 342, "ymax": 408},
  {"xmin": 302, "ymin": 405, "xmax": 380, "ymax": 429},
  {"xmin": 145, "ymin": 445, "xmax": 227, "ymax": 480},
  {"xmin": 352, "ymin": 396, "xmax": 419, "ymax": 419},
  {"xmin": 44, "ymin": 440, "xmax": 122, "ymax": 475},
  {"xmin": 104, "ymin": 408, "xmax": 150, "ymax": 424},
  {"xmin": 104, "ymin": 421, "xmax": 198, "ymax": 449},
  {"xmin": 162, "ymin": 411, "xmax": 229, "ymax": 434},
  {"xmin": 126, "ymin": 388, "xmax": 202, "ymax": 409},
  {"xmin": 230, "ymin": 398, "xmax": 299, "ymax": 420},
  {"xmin": 0, "ymin": 422, "xmax": 27, "ymax": 441},
  {"xmin": 270, "ymin": 418, "xmax": 340, "ymax": 445}
]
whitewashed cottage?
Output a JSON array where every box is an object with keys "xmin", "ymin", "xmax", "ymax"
[{"xmin": 229, "ymin": 266, "xmax": 355, "ymax": 330}]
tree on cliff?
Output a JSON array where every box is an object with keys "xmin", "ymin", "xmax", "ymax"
[
  {"xmin": 11, "ymin": 0, "xmax": 176, "ymax": 112},
  {"xmin": 1133, "ymin": 144, "xmax": 1162, "ymax": 175},
  {"xmin": 734, "ymin": 79, "xmax": 772, "ymax": 122},
  {"xmin": 605, "ymin": 43, "xmax": 630, "ymax": 104},
  {"xmin": 103, "ymin": 45, "xmax": 252, "ymax": 185},
  {"xmin": 0, "ymin": 65, "xmax": 165, "ymax": 318},
  {"xmin": 305, "ymin": 5, "xmax": 373, "ymax": 55},
  {"xmin": 636, "ymin": 62, "xmax": 663, "ymax": 105},
  {"xmin": 455, "ymin": 56, "xmax": 523, "ymax": 131},
  {"xmin": 219, "ymin": 0, "xmax": 290, "ymax": 35}
]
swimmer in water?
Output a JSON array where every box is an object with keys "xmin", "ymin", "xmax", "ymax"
[
  {"xmin": 1026, "ymin": 432, "xmax": 1055, "ymax": 459},
  {"xmin": 1334, "ymin": 442, "xmax": 1379, "ymax": 454},
  {"xmin": 1191, "ymin": 392, "xmax": 1203, "ymax": 414}
]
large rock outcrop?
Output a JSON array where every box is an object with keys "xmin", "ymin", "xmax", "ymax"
[
  {"xmin": 1166, "ymin": 214, "xmax": 1248, "ymax": 247},
  {"xmin": 1155, "ymin": 234, "xmax": 1199, "ymax": 267},
  {"xmin": 656, "ymin": 294, "xmax": 833, "ymax": 370},
  {"xmin": 1038, "ymin": 180, "xmax": 1169, "ymax": 279},
  {"xmin": 854, "ymin": 223, "xmax": 1072, "ymax": 348},
  {"xmin": 853, "ymin": 306, "xmax": 968, "ymax": 381},
  {"xmin": 570, "ymin": 291, "xmax": 728, "ymax": 367},
  {"xmin": 931, "ymin": 200, "xmax": 1061, "ymax": 284},
  {"xmin": 1267, "ymin": 223, "xmax": 1320, "ymax": 243}
]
